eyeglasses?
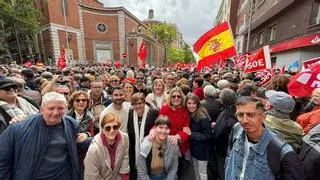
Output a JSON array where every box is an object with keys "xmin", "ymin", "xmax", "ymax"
[
  {"xmin": 1, "ymin": 86, "xmax": 18, "ymax": 91},
  {"xmin": 235, "ymin": 112, "xmax": 264, "ymax": 119},
  {"xmin": 103, "ymin": 125, "xmax": 120, "ymax": 132},
  {"xmin": 75, "ymin": 99, "xmax": 87, "ymax": 103},
  {"xmin": 132, "ymin": 102, "xmax": 145, "ymax": 106},
  {"xmin": 171, "ymin": 95, "xmax": 181, "ymax": 99},
  {"xmin": 157, "ymin": 145, "xmax": 164, "ymax": 158}
]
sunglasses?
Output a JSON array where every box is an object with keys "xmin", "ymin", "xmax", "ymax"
[
  {"xmin": 75, "ymin": 99, "xmax": 87, "ymax": 103},
  {"xmin": 171, "ymin": 95, "xmax": 181, "ymax": 99},
  {"xmin": 103, "ymin": 125, "xmax": 120, "ymax": 132},
  {"xmin": 1, "ymin": 86, "xmax": 18, "ymax": 91},
  {"xmin": 157, "ymin": 145, "xmax": 164, "ymax": 158}
]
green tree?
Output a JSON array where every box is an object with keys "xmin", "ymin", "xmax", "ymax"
[
  {"xmin": 167, "ymin": 47, "xmax": 184, "ymax": 63},
  {"xmin": 147, "ymin": 22, "xmax": 177, "ymax": 64},
  {"xmin": 182, "ymin": 43, "xmax": 195, "ymax": 63},
  {"xmin": 0, "ymin": 0, "xmax": 41, "ymax": 62}
]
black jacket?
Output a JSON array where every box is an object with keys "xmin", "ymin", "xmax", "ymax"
[
  {"xmin": 212, "ymin": 104, "xmax": 237, "ymax": 157},
  {"xmin": 127, "ymin": 105, "xmax": 159, "ymax": 179},
  {"xmin": 201, "ymin": 97, "xmax": 222, "ymax": 122},
  {"xmin": 190, "ymin": 113, "xmax": 212, "ymax": 161}
]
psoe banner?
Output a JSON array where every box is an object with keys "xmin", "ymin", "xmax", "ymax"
[
  {"xmin": 244, "ymin": 45, "xmax": 271, "ymax": 74},
  {"xmin": 303, "ymin": 57, "xmax": 320, "ymax": 69}
]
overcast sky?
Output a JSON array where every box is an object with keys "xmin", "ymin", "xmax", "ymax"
[{"xmin": 100, "ymin": 0, "xmax": 222, "ymax": 46}]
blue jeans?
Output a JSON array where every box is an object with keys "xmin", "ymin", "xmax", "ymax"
[{"xmin": 150, "ymin": 172, "xmax": 167, "ymax": 180}]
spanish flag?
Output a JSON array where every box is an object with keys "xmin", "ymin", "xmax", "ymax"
[{"xmin": 193, "ymin": 21, "xmax": 237, "ymax": 69}]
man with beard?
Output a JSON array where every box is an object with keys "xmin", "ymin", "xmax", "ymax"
[
  {"xmin": 99, "ymin": 86, "xmax": 131, "ymax": 133},
  {"xmin": 134, "ymin": 72, "xmax": 151, "ymax": 97}
]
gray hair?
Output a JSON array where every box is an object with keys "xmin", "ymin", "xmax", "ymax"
[
  {"xmin": 203, "ymin": 85, "xmax": 219, "ymax": 98},
  {"xmin": 219, "ymin": 88, "xmax": 237, "ymax": 106},
  {"xmin": 217, "ymin": 80, "xmax": 230, "ymax": 90},
  {"xmin": 41, "ymin": 92, "xmax": 67, "ymax": 107},
  {"xmin": 126, "ymin": 70, "xmax": 134, "ymax": 78}
]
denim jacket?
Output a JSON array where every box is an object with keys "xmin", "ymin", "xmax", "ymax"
[{"xmin": 225, "ymin": 126, "xmax": 293, "ymax": 180}]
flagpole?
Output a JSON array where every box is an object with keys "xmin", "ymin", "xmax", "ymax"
[{"xmin": 246, "ymin": 0, "xmax": 253, "ymax": 52}]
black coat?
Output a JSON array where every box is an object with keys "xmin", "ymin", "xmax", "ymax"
[
  {"xmin": 201, "ymin": 97, "xmax": 222, "ymax": 122},
  {"xmin": 190, "ymin": 113, "xmax": 212, "ymax": 161},
  {"xmin": 212, "ymin": 105, "xmax": 237, "ymax": 157},
  {"xmin": 127, "ymin": 106, "xmax": 159, "ymax": 179}
]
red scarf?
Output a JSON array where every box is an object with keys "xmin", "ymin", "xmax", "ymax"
[{"xmin": 100, "ymin": 132, "xmax": 121, "ymax": 170}]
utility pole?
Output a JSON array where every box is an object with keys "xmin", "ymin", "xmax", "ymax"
[{"xmin": 246, "ymin": 0, "xmax": 253, "ymax": 52}]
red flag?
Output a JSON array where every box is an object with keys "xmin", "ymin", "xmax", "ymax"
[
  {"xmin": 234, "ymin": 54, "xmax": 247, "ymax": 68},
  {"xmin": 288, "ymin": 62, "xmax": 320, "ymax": 97},
  {"xmin": 57, "ymin": 56, "xmax": 66, "ymax": 69},
  {"xmin": 114, "ymin": 60, "xmax": 121, "ymax": 68},
  {"xmin": 280, "ymin": 66, "xmax": 285, "ymax": 75},
  {"xmin": 23, "ymin": 60, "xmax": 32, "ymax": 67},
  {"xmin": 138, "ymin": 41, "xmax": 147, "ymax": 67},
  {"xmin": 256, "ymin": 69, "xmax": 273, "ymax": 86},
  {"xmin": 244, "ymin": 45, "xmax": 271, "ymax": 74},
  {"xmin": 303, "ymin": 57, "xmax": 320, "ymax": 69}
]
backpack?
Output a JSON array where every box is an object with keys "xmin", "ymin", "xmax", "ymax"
[{"xmin": 228, "ymin": 123, "xmax": 286, "ymax": 179}]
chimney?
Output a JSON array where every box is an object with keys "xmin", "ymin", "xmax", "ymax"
[{"xmin": 148, "ymin": 9, "xmax": 154, "ymax": 19}]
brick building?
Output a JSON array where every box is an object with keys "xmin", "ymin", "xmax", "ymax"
[
  {"xmin": 34, "ymin": 0, "xmax": 165, "ymax": 66},
  {"xmin": 235, "ymin": 0, "xmax": 320, "ymax": 69}
]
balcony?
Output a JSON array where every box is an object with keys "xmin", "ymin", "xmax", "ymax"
[{"xmin": 250, "ymin": 0, "xmax": 295, "ymax": 30}]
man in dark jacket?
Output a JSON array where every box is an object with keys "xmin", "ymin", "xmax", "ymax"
[
  {"xmin": 201, "ymin": 85, "xmax": 222, "ymax": 122},
  {"xmin": 0, "ymin": 92, "xmax": 80, "ymax": 180},
  {"xmin": 212, "ymin": 88, "xmax": 238, "ymax": 180}
]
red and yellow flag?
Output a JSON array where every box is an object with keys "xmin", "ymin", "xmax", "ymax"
[{"xmin": 193, "ymin": 22, "xmax": 237, "ymax": 69}]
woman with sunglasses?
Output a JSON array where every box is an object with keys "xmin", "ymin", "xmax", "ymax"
[
  {"xmin": 137, "ymin": 115, "xmax": 179, "ymax": 180},
  {"xmin": 159, "ymin": 87, "xmax": 190, "ymax": 179},
  {"xmin": 106, "ymin": 75, "xmax": 120, "ymax": 96},
  {"xmin": 84, "ymin": 112, "xmax": 130, "ymax": 180},
  {"xmin": 127, "ymin": 92, "xmax": 159, "ymax": 179},
  {"xmin": 185, "ymin": 93, "xmax": 212, "ymax": 180},
  {"xmin": 67, "ymin": 91, "xmax": 95, "ymax": 139}
]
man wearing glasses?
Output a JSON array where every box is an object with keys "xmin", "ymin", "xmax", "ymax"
[{"xmin": 225, "ymin": 96, "xmax": 305, "ymax": 180}]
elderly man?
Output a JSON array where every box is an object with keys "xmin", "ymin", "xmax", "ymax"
[
  {"xmin": 0, "ymin": 92, "xmax": 80, "ymax": 180},
  {"xmin": 264, "ymin": 90, "xmax": 303, "ymax": 153},
  {"xmin": 225, "ymin": 96, "xmax": 305, "ymax": 180},
  {"xmin": 0, "ymin": 78, "xmax": 39, "ymax": 134}
]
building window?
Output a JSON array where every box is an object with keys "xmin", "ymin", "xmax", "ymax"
[
  {"xmin": 61, "ymin": 0, "xmax": 68, "ymax": 16},
  {"xmin": 269, "ymin": 25, "xmax": 277, "ymax": 41},
  {"xmin": 97, "ymin": 23, "xmax": 107, "ymax": 33},
  {"xmin": 252, "ymin": 36, "xmax": 258, "ymax": 47},
  {"xmin": 310, "ymin": 1, "xmax": 320, "ymax": 25},
  {"xmin": 259, "ymin": 31, "xmax": 264, "ymax": 45}
]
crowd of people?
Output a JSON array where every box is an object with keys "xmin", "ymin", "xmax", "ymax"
[{"xmin": 0, "ymin": 62, "xmax": 319, "ymax": 180}]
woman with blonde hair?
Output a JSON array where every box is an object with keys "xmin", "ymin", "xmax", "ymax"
[
  {"xmin": 146, "ymin": 79, "xmax": 168, "ymax": 109},
  {"xmin": 84, "ymin": 112, "xmax": 130, "ymax": 180}
]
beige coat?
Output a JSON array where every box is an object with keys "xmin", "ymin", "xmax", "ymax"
[
  {"xmin": 145, "ymin": 93, "xmax": 168, "ymax": 109},
  {"xmin": 84, "ymin": 132, "xmax": 130, "ymax": 180}
]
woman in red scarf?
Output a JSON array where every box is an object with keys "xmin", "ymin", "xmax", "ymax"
[{"xmin": 84, "ymin": 112, "xmax": 129, "ymax": 180}]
